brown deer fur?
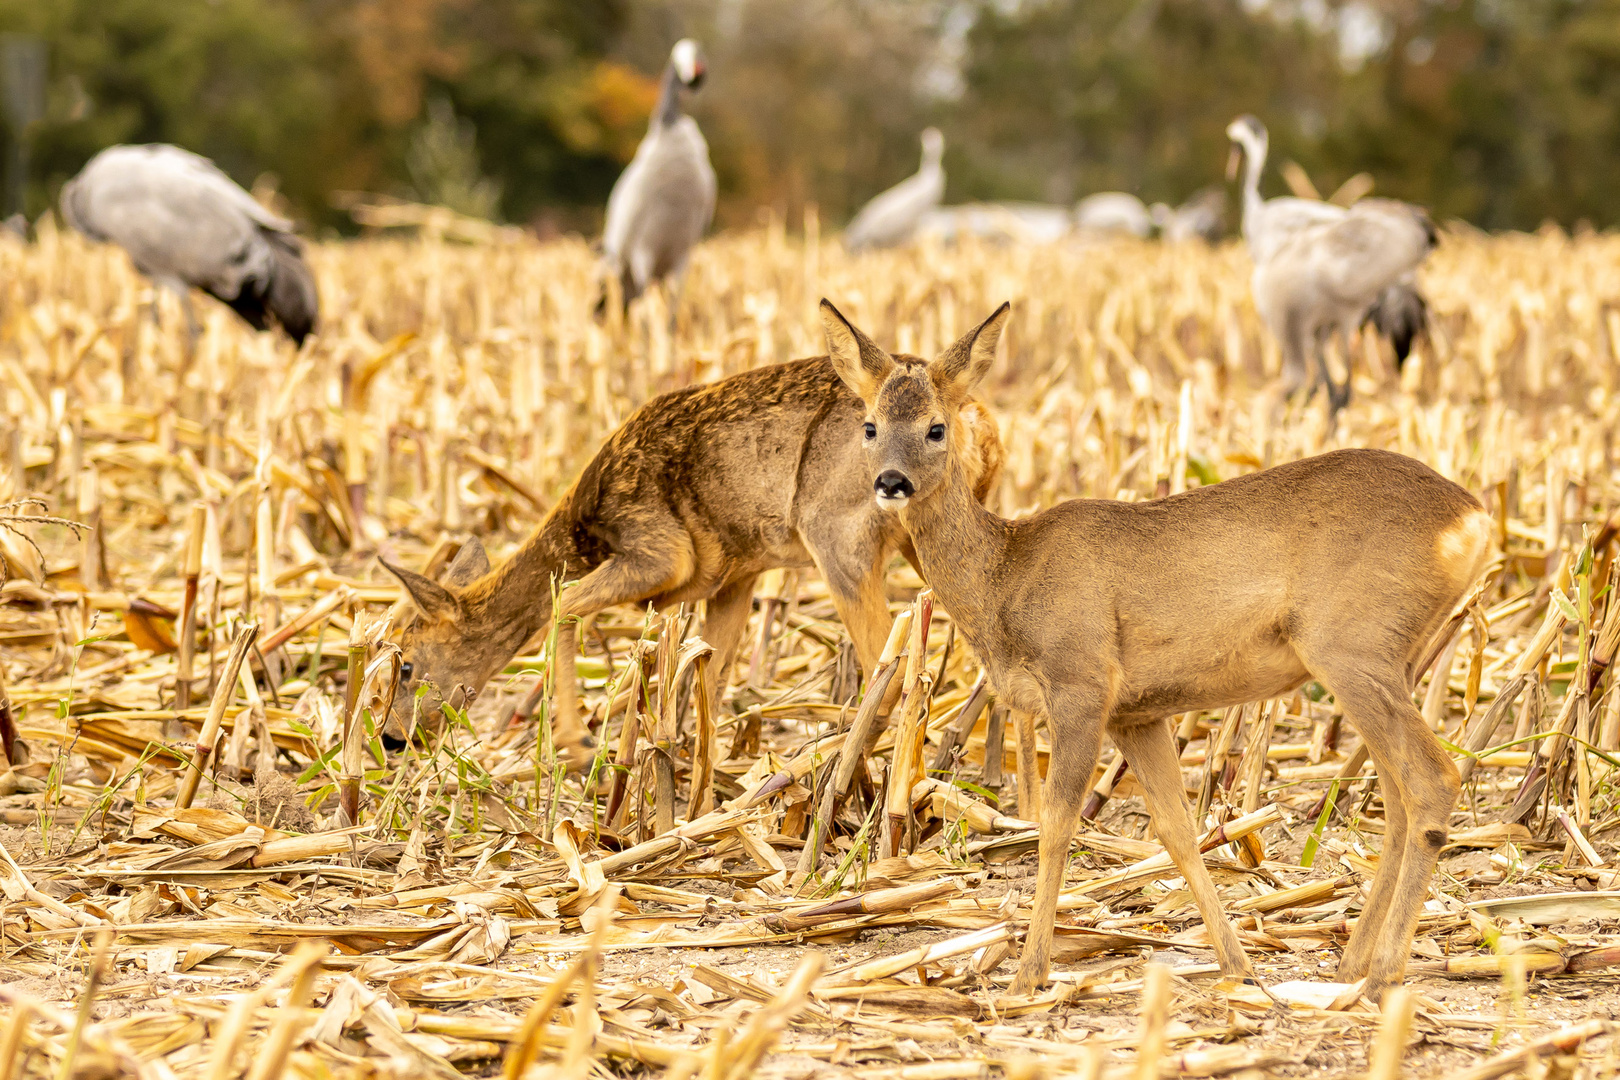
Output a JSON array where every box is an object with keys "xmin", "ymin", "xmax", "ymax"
[
  {"xmin": 381, "ymin": 355, "xmax": 1003, "ymax": 761},
  {"xmin": 820, "ymin": 298, "xmax": 1490, "ymax": 999}
]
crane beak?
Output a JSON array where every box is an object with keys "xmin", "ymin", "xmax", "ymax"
[{"xmin": 1225, "ymin": 145, "xmax": 1241, "ymax": 182}]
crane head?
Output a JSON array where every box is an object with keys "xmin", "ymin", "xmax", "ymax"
[
  {"xmin": 920, "ymin": 127, "xmax": 945, "ymax": 163},
  {"xmin": 671, "ymin": 39, "xmax": 706, "ymax": 89},
  {"xmin": 1225, "ymin": 114, "xmax": 1266, "ymax": 145},
  {"xmin": 1225, "ymin": 114, "xmax": 1266, "ymax": 180}
]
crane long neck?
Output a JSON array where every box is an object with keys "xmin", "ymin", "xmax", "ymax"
[
  {"xmin": 654, "ymin": 65, "xmax": 684, "ymax": 128},
  {"xmin": 1241, "ymin": 138, "xmax": 1267, "ymax": 240}
]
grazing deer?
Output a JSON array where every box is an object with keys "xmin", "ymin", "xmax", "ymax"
[
  {"xmin": 381, "ymin": 354, "xmax": 1003, "ymax": 763},
  {"xmin": 820, "ymin": 298, "xmax": 1490, "ymax": 999}
]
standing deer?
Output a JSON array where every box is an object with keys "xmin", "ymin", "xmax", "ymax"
[
  {"xmin": 820, "ymin": 298, "xmax": 1490, "ymax": 999},
  {"xmin": 381, "ymin": 354, "xmax": 1003, "ymax": 763}
]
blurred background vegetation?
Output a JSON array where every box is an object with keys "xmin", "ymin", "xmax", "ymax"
[{"xmin": 2, "ymin": 0, "xmax": 1618, "ymax": 234}]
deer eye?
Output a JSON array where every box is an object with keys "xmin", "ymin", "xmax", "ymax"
[
  {"xmin": 863, "ymin": 422, "xmax": 877, "ymax": 440},
  {"xmin": 927, "ymin": 423, "xmax": 946, "ymax": 442},
  {"xmin": 399, "ymin": 661, "xmax": 414, "ymax": 683}
]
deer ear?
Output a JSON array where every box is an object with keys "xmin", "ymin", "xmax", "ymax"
[
  {"xmin": 819, "ymin": 298, "xmax": 893, "ymax": 402},
  {"xmin": 933, "ymin": 303, "xmax": 1010, "ymax": 397},
  {"xmin": 381, "ymin": 559, "xmax": 463, "ymax": 622},
  {"xmin": 443, "ymin": 538, "xmax": 490, "ymax": 586}
]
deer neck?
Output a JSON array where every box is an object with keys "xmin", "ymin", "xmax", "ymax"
[
  {"xmin": 898, "ymin": 460, "xmax": 1008, "ymax": 644},
  {"xmin": 457, "ymin": 511, "xmax": 576, "ymax": 679}
]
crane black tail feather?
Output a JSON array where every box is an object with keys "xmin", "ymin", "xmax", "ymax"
[
  {"xmin": 220, "ymin": 287, "xmax": 272, "ymax": 332},
  {"xmin": 1365, "ymin": 282, "xmax": 1429, "ymax": 370},
  {"xmin": 214, "ymin": 232, "xmax": 319, "ymax": 345},
  {"xmin": 264, "ymin": 232, "xmax": 318, "ymax": 345}
]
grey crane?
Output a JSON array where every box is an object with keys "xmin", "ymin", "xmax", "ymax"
[
  {"xmin": 916, "ymin": 201, "xmax": 1072, "ymax": 245},
  {"xmin": 843, "ymin": 128, "xmax": 945, "ymax": 251},
  {"xmin": 1252, "ymin": 199, "xmax": 1437, "ymax": 412},
  {"xmin": 1226, "ymin": 114, "xmax": 1430, "ymax": 371},
  {"xmin": 598, "ymin": 39, "xmax": 716, "ymax": 314},
  {"xmin": 1149, "ymin": 187, "xmax": 1226, "ymax": 243},
  {"xmin": 61, "ymin": 144, "xmax": 317, "ymax": 345},
  {"xmin": 1073, "ymin": 192, "xmax": 1152, "ymax": 237}
]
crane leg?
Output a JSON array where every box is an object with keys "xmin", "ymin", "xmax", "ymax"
[
  {"xmin": 181, "ymin": 292, "xmax": 201, "ymax": 349},
  {"xmin": 1336, "ymin": 327, "xmax": 1358, "ymax": 405},
  {"xmin": 1314, "ymin": 329, "xmax": 1349, "ymax": 414},
  {"xmin": 1278, "ymin": 311, "xmax": 1312, "ymax": 402},
  {"xmin": 664, "ymin": 264, "xmax": 690, "ymax": 336},
  {"xmin": 178, "ymin": 291, "xmax": 202, "ymax": 367}
]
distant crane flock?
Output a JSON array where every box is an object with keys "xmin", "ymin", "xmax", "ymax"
[{"xmin": 53, "ymin": 38, "xmax": 1436, "ymax": 411}]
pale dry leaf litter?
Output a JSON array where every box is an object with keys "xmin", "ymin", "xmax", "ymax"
[{"xmin": 5, "ymin": 220, "xmax": 1620, "ymax": 1078}]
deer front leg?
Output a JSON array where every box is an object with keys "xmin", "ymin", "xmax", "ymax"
[
  {"xmin": 550, "ymin": 546, "xmax": 695, "ymax": 770},
  {"xmin": 546, "ymin": 624, "xmax": 593, "ymax": 770},
  {"xmin": 1111, "ymin": 718, "xmax": 1254, "ymax": 979},
  {"xmin": 1010, "ymin": 690, "xmax": 1105, "ymax": 996},
  {"xmin": 819, "ymin": 555, "xmax": 894, "ymax": 681},
  {"xmin": 1013, "ymin": 710, "xmax": 1042, "ymax": 819},
  {"xmin": 700, "ymin": 574, "xmax": 758, "ymax": 711}
]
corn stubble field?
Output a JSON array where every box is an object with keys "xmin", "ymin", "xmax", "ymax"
[{"xmin": 7, "ymin": 219, "xmax": 1620, "ymax": 1079}]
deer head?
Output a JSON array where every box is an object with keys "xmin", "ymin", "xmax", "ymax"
[
  {"xmin": 378, "ymin": 537, "xmax": 495, "ymax": 737},
  {"xmin": 819, "ymin": 299, "xmax": 1010, "ymax": 510}
]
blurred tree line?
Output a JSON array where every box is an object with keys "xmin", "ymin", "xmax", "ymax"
[{"xmin": 2, "ymin": 0, "xmax": 1618, "ymax": 234}]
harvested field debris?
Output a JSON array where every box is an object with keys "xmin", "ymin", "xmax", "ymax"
[{"xmin": 5, "ymin": 225, "xmax": 1620, "ymax": 1076}]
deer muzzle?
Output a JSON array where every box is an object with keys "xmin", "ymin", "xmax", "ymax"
[{"xmin": 874, "ymin": 469, "xmax": 915, "ymax": 508}]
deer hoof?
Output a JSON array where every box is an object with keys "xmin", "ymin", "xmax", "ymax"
[
  {"xmin": 1335, "ymin": 955, "xmax": 1372, "ymax": 983},
  {"xmin": 1359, "ymin": 974, "xmax": 1400, "ymax": 1003},
  {"xmin": 1006, "ymin": 966, "xmax": 1045, "ymax": 998},
  {"xmin": 553, "ymin": 737, "xmax": 598, "ymax": 774}
]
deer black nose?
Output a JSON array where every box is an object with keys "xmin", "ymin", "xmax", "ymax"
[{"xmin": 875, "ymin": 470, "xmax": 914, "ymax": 499}]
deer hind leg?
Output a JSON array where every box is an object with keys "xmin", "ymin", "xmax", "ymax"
[
  {"xmin": 550, "ymin": 545, "xmax": 695, "ymax": 769},
  {"xmin": 1335, "ymin": 742, "xmax": 1410, "ymax": 982},
  {"xmin": 1315, "ymin": 659, "xmax": 1460, "ymax": 997},
  {"xmin": 1110, "ymin": 719, "xmax": 1254, "ymax": 978},
  {"xmin": 1010, "ymin": 689, "xmax": 1106, "ymax": 996}
]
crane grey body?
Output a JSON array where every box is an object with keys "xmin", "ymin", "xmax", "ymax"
[
  {"xmin": 917, "ymin": 201, "xmax": 1072, "ymax": 245},
  {"xmin": 1073, "ymin": 192, "xmax": 1152, "ymax": 238},
  {"xmin": 61, "ymin": 144, "xmax": 317, "ymax": 345},
  {"xmin": 844, "ymin": 128, "xmax": 945, "ymax": 251},
  {"xmin": 599, "ymin": 39, "xmax": 716, "ymax": 314},
  {"xmin": 1227, "ymin": 115, "xmax": 1433, "ymax": 407},
  {"xmin": 1149, "ymin": 187, "xmax": 1226, "ymax": 243}
]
